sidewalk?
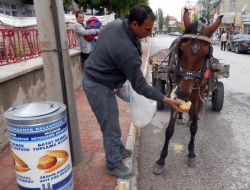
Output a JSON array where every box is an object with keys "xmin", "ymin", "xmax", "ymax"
[{"xmin": 0, "ymin": 38, "xmax": 151, "ymax": 190}]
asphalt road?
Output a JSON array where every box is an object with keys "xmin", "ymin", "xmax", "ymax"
[{"xmin": 137, "ymin": 34, "xmax": 250, "ymax": 190}]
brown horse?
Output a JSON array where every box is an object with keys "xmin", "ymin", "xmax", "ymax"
[{"xmin": 153, "ymin": 8, "xmax": 223, "ymax": 174}]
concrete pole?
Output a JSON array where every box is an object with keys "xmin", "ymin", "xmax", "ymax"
[{"xmin": 33, "ymin": 0, "xmax": 82, "ymax": 165}]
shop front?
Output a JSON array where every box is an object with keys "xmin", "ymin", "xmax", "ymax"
[{"xmin": 241, "ymin": 14, "xmax": 250, "ymax": 34}]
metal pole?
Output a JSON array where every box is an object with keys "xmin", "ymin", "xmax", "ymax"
[{"xmin": 33, "ymin": 0, "xmax": 82, "ymax": 165}]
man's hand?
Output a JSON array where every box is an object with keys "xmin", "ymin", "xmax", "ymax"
[
  {"xmin": 162, "ymin": 96, "xmax": 182, "ymax": 112},
  {"xmin": 96, "ymin": 29, "xmax": 101, "ymax": 34}
]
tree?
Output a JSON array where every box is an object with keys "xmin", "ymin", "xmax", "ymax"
[
  {"xmin": 155, "ymin": 10, "xmax": 158, "ymax": 20},
  {"xmin": 164, "ymin": 15, "xmax": 171, "ymax": 32},
  {"xmin": 73, "ymin": 0, "xmax": 87, "ymax": 9},
  {"xmin": 158, "ymin": 8, "xmax": 164, "ymax": 31},
  {"xmin": 176, "ymin": 24, "xmax": 184, "ymax": 33},
  {"xmin": 63, "ymin": 0, "xmax": 73, "ymax": 12},
  {"xmin": 201, "ymin": 0, "xmax": 213, "ymax": 24},
  {"xmin": 192, "ymin": 12, "xmax": 198, "ymax": 22},
  {"xmin": 72, "ymin": 0, "xmax": 149, "ymax": 17},
  {"xmin": 164, "ymin": 15, "xmax": 170, "ymax": 32},
  {"xmin": 111, "ymin": 0, "xmax": 149, "ymax": 18}
]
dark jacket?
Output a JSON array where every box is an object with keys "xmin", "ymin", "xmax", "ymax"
[{"xmin": 84, "ymin": 19, "xmax": 164, "ymax": 102}]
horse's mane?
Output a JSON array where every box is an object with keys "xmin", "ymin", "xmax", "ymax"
[{"xmin": 183, "ymin": 21, "xmax": 198, "ymax": 35}]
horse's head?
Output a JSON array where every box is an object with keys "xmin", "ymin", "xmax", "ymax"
[{"xmin": 175, "ymin": 8, "xmax": 223, "ymax": 101}]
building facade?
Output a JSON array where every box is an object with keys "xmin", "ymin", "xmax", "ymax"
[
  {"xmin": 196, "ymin": 0, "xmax": 250, "ymax": 34},
  {"xmin": 219, "ymin": 0, "xmax": 250, "ymax": 34},
  {"xmin": 0, "ymin": 0, "xmax": 35, "ymax": 17}
]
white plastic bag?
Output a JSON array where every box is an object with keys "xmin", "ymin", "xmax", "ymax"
[{"xmin": 129, "ymin": 83, "xmax": 157, "ymax": 128}]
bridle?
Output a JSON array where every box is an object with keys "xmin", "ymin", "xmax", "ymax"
[
  {"xmin": 170, "ymin": 20, "xmax": 214, "ymax": 85},
  {"xmin": 175, "ymin": 34, "xmax": 212, "ymax": 81},
  {"xmin": 167, "ymin": 21, "xmax": 214, "ymax": 102}
]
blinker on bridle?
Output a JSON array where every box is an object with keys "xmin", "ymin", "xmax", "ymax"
[{"xmin": 176, "ymin": 33, "xmax": 212, "ymax": 81}]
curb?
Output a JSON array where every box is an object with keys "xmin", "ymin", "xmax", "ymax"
[{"xmin": 115, "ymin": 39, "xmax": 152, "ymax": 190}]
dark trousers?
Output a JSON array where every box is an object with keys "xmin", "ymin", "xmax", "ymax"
[
  {"xmin": 80, "ymin": 53, "xmax": 90, "ymax": 71},
  {"xmin": 83, "ymin": 74, "xmax": 125, "ymax": 169},
  {"xmin": 221, "ymin": 41, "xmax": 226, "ymax": 51},
  {"xmin": 80, "ymin": 53, "xmax": 90, "ymax": 63}
]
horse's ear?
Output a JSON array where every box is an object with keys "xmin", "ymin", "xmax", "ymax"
[
  {"xmin": 183, "ymin": 8, "xmax": 191, "ymax": 29},
  {"xmin": 202, "ymin": 15, "xmax": 224, "ymax": 36}
]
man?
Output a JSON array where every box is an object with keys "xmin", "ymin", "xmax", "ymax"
[
  {"xmin": 220, "ymin": 31, "xmax": 227, "ymax": 51},
  {"xmin": 73, "ymin": 11, "xmax": 100, "ymax": 65},
  {"xmin": 83, "ymin": 5, "xmax": 181, "ymax": 179}
]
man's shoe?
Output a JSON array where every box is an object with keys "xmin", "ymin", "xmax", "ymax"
[
  {"xmin": 121, "ymin": 149, "xmax": 132, "ymax": 159},
  {"xmin": 107, "ymin": 163, "xmax": 134, "ymax": 179}
]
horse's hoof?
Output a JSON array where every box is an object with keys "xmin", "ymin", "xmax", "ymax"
[
  {"xmin": 186, "ymin": 158, "xmax": 196, "ymax": 168},
  {"xmin": 188, "ymin": 152, "xmax": 196, "ymax": 158},
  {"xmin": 152, "ymin": 163, "xmax": 164, "ymax": 175}
]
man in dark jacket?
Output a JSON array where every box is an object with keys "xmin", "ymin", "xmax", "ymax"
[{"xmin": 83, "ymin": 5, "xmax": 181, "ymax": 179}]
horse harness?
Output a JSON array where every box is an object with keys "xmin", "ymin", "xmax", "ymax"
[{"xmin": 168, "ymin": 22, "xmax": 214, "ymax": 90}]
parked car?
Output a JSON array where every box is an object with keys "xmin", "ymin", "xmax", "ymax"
[
  {"xmin": 227, "ymin": 34, "xmax": 250, "ymax": 53},
  {"xmin": 168, "ymin": 32, "xmax": 182, "ymax": 36}
]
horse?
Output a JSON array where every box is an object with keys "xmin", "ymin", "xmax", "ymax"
[{"xmin": 153, "ymin": 8, "xmax": 223, "ymax": 174}]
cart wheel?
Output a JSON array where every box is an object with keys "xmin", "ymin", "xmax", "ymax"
[
  {"xmin": 212, "ymin": 81, "xmax": 224, "ymax": 111},
  {"xmin": 155, "ymin": 79, "xmax": 165, "ymax": 110}
]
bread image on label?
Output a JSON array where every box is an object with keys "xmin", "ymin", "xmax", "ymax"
[
  {"xmin": 37, "ymin": 150, "xmax": 68, "ymax": 173},
  {"xmin": 12, "ymin": 151, "xmax": 30, "ymax": 172}
]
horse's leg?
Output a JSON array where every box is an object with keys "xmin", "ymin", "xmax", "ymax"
[
  {"xmin": 188, "ymin": 118, "xmax": 198, "ymax": 158},
  {"xmin": 153, "ymin": 110, "xmax": 178, "ymax": 174},
  {"xmin": 187, "ymin": 88, "xmax": 205, "ymax": 166}
]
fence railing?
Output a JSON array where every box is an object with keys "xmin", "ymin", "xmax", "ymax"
[{"xmin": 0, "ymin": 28, "xmax": 78, "ymax": 65}]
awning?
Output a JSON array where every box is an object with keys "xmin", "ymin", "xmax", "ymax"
[
  {"xmin": 241, "ymin": 14, "xmax": 250, "ymax": 22},
  {"xmin": 0, "ymin": 13, "xmax": 116, "ymax": 28},
  {"xmin": 222, "ymin": 15, "xmax": 235, "ymax": 24}
]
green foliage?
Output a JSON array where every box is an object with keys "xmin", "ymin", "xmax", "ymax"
[
  {"xmin": 109, "ymin": 0, "xmax": 149, "ymax": 17},
  {"xmin": 164, "ymin": 15, "xmax": 170, "ymax": 32},
  {"xmin": 158, "ymin": 8, "xmax": 164, "ymax": 30},
  {"xmin": 63, "ymin": 0, "xmax": 73, "ymax": 11},
  {"xmin": 74, "ymin": 0, "xmax": 87, "ymax": 9},
  {"xmin": 201, "ymin": 0, "xmax": 212, "ymax": 24},
  {"xmin": 72, "ymin": 0, "xmax": 149, "ymax": 17},
  {"xmin": 176, "ymin": 24, "xmax": 184, "ymax": 33},
  {"xmin": 192, "ymin": 12, "xmax": 198, "ymax": 22}
]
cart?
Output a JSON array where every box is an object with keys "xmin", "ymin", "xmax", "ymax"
[{"xmin": 149, "ymin": 48, "xmax": 230, "ymax": 111}]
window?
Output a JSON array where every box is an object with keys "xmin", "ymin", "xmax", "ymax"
[
  {"xmin": 11, "ymin": 5, "xmax": 16, "ymax": 10},
  {"xmin": 12, "ymin": 10, "xmax": 17, "ymax": 16},
  {"xmin": 4, "ymin": 2, "xmax": 10, "ymax": 9},
  {"xmin": 220, "ymin": 3, "xmax": 224, "ymax": 13},
  {"xmin": 229, "ymin": 0, "xmax": 236, "ymax": 11},
  {"xmin": 5, "ymin": 10, "xmax": 10, "ymax": 15},
  {"xmin": 26, "ymin": 10, "xmax": 33, "ymax": 17}
]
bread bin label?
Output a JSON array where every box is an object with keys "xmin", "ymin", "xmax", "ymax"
[{"xmin": 5, "ymin": 102, "xmax": 73, "ymax": 190}]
